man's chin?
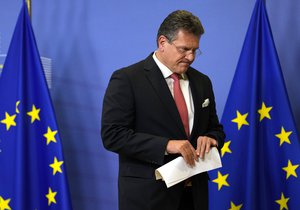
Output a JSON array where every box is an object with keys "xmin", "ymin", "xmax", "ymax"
[{"xmin": 176, "ymin": 66, "xmax": 189, "ymax": 74}]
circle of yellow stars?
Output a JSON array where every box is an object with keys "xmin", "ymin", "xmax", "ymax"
[
  {"xmin": 0, "ymin": 100, "xmax": 65, "ymax": 207},
  {"xmin": 212, "ymin": 101, "xmax": 298, "ymax": 209}
]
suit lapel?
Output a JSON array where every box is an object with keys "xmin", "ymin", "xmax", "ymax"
[
  {"xmin": 186, "ymin": 69, "xmax": 204, "ymax": 139},
  {"xmin": 143, "ymin": 54, "xmax": 186, "ymax": 137}
]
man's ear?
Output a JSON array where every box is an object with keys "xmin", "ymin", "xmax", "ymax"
[{"xmin": 157, "ymin": 35, "xmax": 168, "ymax": 52}]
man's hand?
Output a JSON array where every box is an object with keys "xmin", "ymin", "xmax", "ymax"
[
  {"xmin": 196, "ymin": 136, "xmax": 218, "ymax": 159},
  {"xmin": 166, "ymin": 140, "xmax": 198, "ymax": 167}
]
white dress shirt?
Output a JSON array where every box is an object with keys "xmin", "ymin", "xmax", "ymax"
[{"xmin": 153, "ymin": 52, "xmax": 194, "ymax": 134}]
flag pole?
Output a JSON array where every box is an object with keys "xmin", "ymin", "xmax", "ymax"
[{"xmin": 26, "ymin": 0, "xmax": 32, "ymax": 20}]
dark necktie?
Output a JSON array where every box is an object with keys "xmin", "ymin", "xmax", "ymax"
[{"xmin": 170, "ymin": 73, "xmax": 189, "ymax": 136}]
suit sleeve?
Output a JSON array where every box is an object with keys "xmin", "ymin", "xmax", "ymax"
[{"xmin": 101, "ymin": 69, "xmax": 169, "ymax": 165}]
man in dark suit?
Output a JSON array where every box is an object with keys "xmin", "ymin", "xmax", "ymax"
[{"xmin": 101, "ymin": 10, "xmax": 225, "ymax": 210}]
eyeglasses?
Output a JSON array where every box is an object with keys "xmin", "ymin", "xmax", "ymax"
[{"xmin": 170, "ymin": 42, "xmax": 202, "ymax": 57}]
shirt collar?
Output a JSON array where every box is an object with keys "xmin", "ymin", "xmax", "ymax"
[
  {"xmin": 152, "ymin": 52, "xmax": 172, "ymax": 79},
  {"xmin": 152, "ymin": 52, "xmax": 187, "ymax": 80}
]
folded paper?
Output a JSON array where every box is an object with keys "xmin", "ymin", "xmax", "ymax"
[{"xmin": 155, "ymin": 147, "xmax": 222, "ymax": 188}]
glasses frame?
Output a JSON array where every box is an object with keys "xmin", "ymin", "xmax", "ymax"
[{"xmin": 169, "ymin": 41, "xmax": 202, "ymax": 57}]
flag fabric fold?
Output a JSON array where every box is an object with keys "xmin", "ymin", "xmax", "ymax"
[
  {"xmin": 209, "ymin": 0, "xmax": 300, "ymax": 209},
  {"xmin": 0, "ymin": 2, "xmax": 72, "ymax": 209}
]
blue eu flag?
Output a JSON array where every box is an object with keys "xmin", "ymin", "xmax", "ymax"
[
  {"xmin": 209, "ymin": 0, "xmax": 300, "ymax": 209},
  {"xmin": 0, "ymin": 3, "xmax": 72, "ymax": 209}
]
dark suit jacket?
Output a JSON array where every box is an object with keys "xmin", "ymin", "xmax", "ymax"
[{"xmin": 101, "ymin": 54, "xmax": 225, "ymax": 210}]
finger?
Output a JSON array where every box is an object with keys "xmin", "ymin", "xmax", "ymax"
[
  {"xmin": 182, "ymin": 143, "xmax": 196, "ymax": 167},
  {"xmin": 188, "ymin": 144, "xmax": 198, "ymax": 163},
  {"xmin": 187, "ymin": 146, "xmax": 196, "ymax": 166},
  {"xmin": 206, "ymin": 139, "xmax": 211, "ymax": 153},
  {"xmin": 179, "ymin": 142, "xmax": 189, "ymax": 163},
  {"xmin": 182, "ymin": 150, "xmax": 194, "ymax": 167},
  {"xmin": 192, "ymin": 146, "xmax": 199, "ymax": 162},
  {"xmin": 212, "ymin": 139, "xmax": 218, "ymax": 147},
  {"xmin": 196, "ymin": 137, "xmax": 202, "ymax": 156},
  {"xmin": 199, "ymin": 141, "xmax": 206, "ymax": 159}
]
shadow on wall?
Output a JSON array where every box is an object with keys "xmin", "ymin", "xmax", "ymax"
[
  {"xmin": 34, "ymin": 0, "xmax": 118, "ymax": 209},
  {"xmin": 267, "ymin": 0, "xmax": 300, "ymax": 134},
  {"xmin": 286, "ymin": 2, "xmax": 300, "ymax": 134}
]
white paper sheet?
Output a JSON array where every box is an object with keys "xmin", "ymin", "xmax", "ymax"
[{"xmin": 155, "ymin": 147, "xmax": 222, "ymax": 188}]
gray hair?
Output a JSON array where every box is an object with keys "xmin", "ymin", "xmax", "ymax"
[{"xmin": 156, "ymin": 10, "xmax": 204, "ymax": 45}]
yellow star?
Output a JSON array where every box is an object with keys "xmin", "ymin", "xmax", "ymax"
[
  {"xmin": 43, "ymin": 127, "xmax": 58, "ymax": 145},
  {"xmin": 257, "ymin": 102, "xmax": 272, "ymax": 121},
  {"xmin": 221, "ymin": 141, "xmax": 232, "ymax": 157},
  {"xmin": 16, "ymin": 100, "xmax": 20, "ymax": 114},
  {"xmin": 231, "ymin": 111, "xmax": 249, "ymax": 130},
  {"xmin": 282, "ymin": 160, "xmax": 299, "ymax": 179},
  {"xmin": 1, "ymin": 112, "xmax": 17, "ymax": 131},
  {"xmin": 0, "ymin": 196, "xmax": 12, "ymax": 210},
  {"xmin": 27, "ymin": 104, "xmax": 41, "ymax": 123},
  {"xmin": 46, "ymin": 187, "xmax": 57, "ymax": 206},
  {"xmin": 275, "ymin": 127, "xmax": 292, "ymax": 146},
  {"xmin": 49, "ymin": 156, "xmax": 64, "ymax": 175},
  {"xmin": 212, "ymin": 171, "xmax": 230, "ymax": 190},
  {"xmin": 275, "ymin": 192, "xmax": 289, "ymax": 210},
  {"xmin": 228, "ymin": 201, "xmax": 243, "ymax": 210}
]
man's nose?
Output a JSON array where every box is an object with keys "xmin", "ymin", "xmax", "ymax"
[{"xmin": 185, "ymin": 52, "xmax": 195, "ymax": 61}]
